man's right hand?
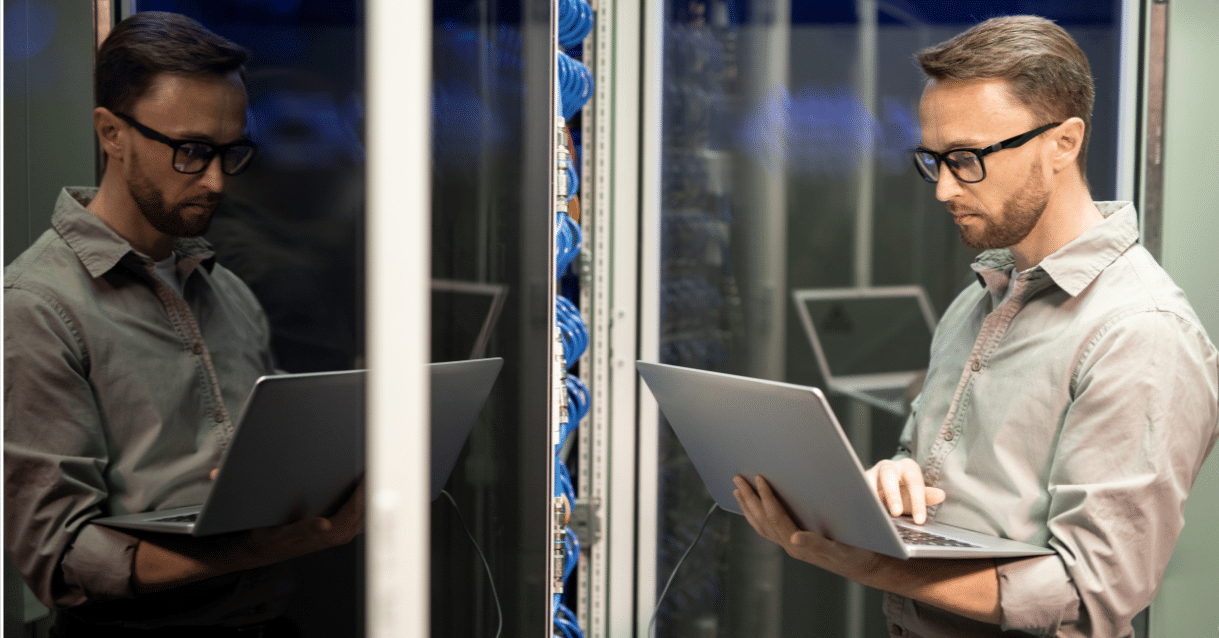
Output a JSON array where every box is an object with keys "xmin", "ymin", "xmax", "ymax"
[{"xmin": 865, "ymin": 458, "xmax": 946, "ymax": 524}]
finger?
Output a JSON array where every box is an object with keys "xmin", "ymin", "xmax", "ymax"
[
  {"xmin": 925, "ymin": 486, "xmax": 947, "ymax": 506},
  {"xmin": 752, "ymin": 476, "xmax": 800, "ymax": 536},
  {"xmin": 732, "ymin": 486, "xmax": 769, "ymax": 539},
  {"xmin": 733, "ymin": 476, "xmax": 765, "ymax": 522},
  {"xmin": 898, "ymin": 461, "xmax": 929, "ymax": 524},
  {"xmin": 732, "ymin": 489, "xmax": 762, "ymax": 534},
  {"xmin": 876, "ymin": 462, "xmax": 904, "ymax": 517},
  {"xmin": 209, "ymin": 468, "xmax": 219, "ymax": 481}
]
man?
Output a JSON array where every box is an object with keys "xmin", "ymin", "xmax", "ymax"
[
  {"xmin": 4, "ymin": 12, "xmax": 362, "ymax": 636},
  {"xmin": 734, "ymin": 15, "xmax": 1218, "ymax": 638}
]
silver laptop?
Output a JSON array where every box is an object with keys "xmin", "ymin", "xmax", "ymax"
[
  {"xmin": 636, "ymin": 361, "xmax": 1053, "ymax": 559},
  {"xmin": 792, "ymin": 286, "xmax": 937, "ymax": 416},
  {"xmin": 94, "ymin": 358, "xmax": 503, "ymax": 536}
]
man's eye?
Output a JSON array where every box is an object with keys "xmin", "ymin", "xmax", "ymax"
[{"xmin": 179, "ymin": 143, "xmax": 214, "ymax": 159}]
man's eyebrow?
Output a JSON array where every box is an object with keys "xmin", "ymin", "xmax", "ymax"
[
  {"xmin": 174, "ymin": 130, "xmax": 251, "ymax": 145},
  {"xmin": 918, "ymin": 138, "xmax": 986, "ymax": 153}
]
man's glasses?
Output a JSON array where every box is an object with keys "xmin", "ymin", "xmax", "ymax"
[
  {"xmin": 912, "ymin": 122, "xmax": 1061, "ymax": 184},
  {"xmin": 114, "ymin": 112, "xmax": 257, "ymax": 176}
]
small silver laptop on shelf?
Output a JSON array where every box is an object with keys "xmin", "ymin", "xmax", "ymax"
[
  {"xmin": 94, "ymin": 357, "xmax": 503, "ymax": 536},
  {"xmin": 637, "ymin": 361, "xmax": 1053, "ymax": 560},
  {"xmin": 791, "ymin": 286, "xmax": 938, "ymax": 416}
]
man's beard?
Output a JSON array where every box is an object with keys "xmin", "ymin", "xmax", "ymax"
[
  {"xmin": 952, "ymin": 160, "xmax": 1050, "ymax": 251},
  {"xmin": 127, "ymin": 151, "xmax": 221, "ymax": 238}
]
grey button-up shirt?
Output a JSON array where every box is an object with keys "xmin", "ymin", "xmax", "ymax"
[
  {"xmin": 4, "ymin": 188, "xmax": 287, "ymax": 627},
  {"xmin": 883, "ymin": 202, "xmax": 1219, "ymax": 638}
]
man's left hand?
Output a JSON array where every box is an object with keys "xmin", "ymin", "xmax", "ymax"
[{"xmin": 732, "ymin": 475, "xmax": 885, "ymax": 584}]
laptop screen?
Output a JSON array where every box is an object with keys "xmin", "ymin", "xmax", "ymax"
[
  {"xmin": 431, "ymin": 280, "xmax": 507, "ymax": 361},
  {"xmin": 799, "ymin": 294, "xmax": 933, "ymax": 377}
]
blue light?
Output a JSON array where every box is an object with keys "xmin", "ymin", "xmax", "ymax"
[{"xmin": 4, "ymin": 0, "xmax": 58, "ymax": 61}]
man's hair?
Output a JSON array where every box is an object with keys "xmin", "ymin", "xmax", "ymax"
[
  {"xmin": 95, "ymin": 11, "xmax": 249, "ymax": 115},
  {"xmin": 916, "ymin": 15, "xmax": 1094, "ymax": 176}
]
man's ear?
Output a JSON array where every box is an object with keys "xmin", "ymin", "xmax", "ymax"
[
  {"xmin": 1049, "ymin": 117, "xmax": 1086, "ymax": 173},
  {"xmin": 94, "ymin": 107, "xmax": 124, "ymax": 160}
]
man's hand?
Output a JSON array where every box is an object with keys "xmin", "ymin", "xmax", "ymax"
[
  {"xmin": 134, "ymin": 479, "xmax": 366, "ymax": 592},
  {"xmin": 242, "ymin": 479, "xmax": 366, "ymax": 562},
  {"xmin": 732, "ymin": 475, "xmax": 885, "ymax": 582},
  {"xmin": 866, "ymin": 458, "xmax": 945, "ymax": 524},
  {"xmin": 732, "ymin": 473, "xmax": 1000, "ymax": 624}
]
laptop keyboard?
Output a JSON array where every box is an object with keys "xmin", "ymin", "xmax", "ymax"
[
  {"xmin": 151, "ymin": 512, "xmax": 199, "ymax": 524},
  {"xmin": 898, "ymin": 526, "xmax": 981, "ymax": 548}
]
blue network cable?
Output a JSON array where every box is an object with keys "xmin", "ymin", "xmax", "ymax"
[
  {"xmin": 554, "ymin": 1, "xmax": 592, "ymax": 636},
  {"xmin": 557, "ymin": 0, "xmax": 593, "ymax": 48},
  {"xmin": 557, "ymin": 51, "xmax": 594, "ymax": 120}
]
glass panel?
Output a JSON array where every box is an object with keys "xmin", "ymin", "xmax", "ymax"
[
  {"xmin": 430, "ymin": 1, "xmax": 556, "ymax": 637},
  {"xmin": 129, "ymin": 3, "xmax": 367, "ymax": 634},
  {"xmin": 652, "ymin": 2, "xmax": 1123, "ymax": 637},
  {"xmin": 124, "ymin": 1, "xmax": 556, "ymax": 636}
]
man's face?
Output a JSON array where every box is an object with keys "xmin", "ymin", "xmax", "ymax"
[
  {"xmin": 918, "ymin": 79, "xmax": 1051, "ymax": 251},
  {"xmin": 122, "ymin": 71, "xmax": 248, "ymax": 238}
]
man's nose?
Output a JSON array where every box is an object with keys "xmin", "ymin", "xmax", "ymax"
[
  {"xmin": 198, "ymin": 154, "xmax": 227, "ymax": 193},
  {"xmin": 935, "ymin": 164, "xmax": 963, "ymax": 202}
]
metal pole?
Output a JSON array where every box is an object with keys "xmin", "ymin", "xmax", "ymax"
[{"xmin": 365, "ymin": 2, "xmax": 432, "ymax": 637}]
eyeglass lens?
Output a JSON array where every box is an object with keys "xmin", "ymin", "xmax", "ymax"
[
  {"xmin": 173, "ymin": 143, "xmax": 256, "ymax": 175},
  {"xmin": 914, "ymin": 150, "xmax": 985, "ymax": 184}
]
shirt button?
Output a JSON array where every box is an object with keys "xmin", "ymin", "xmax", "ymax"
[
  {"xmin": 213, "ymin": 413, "xmax": 225, "ymax": 423},
  {"xmin": 945, "ymin": 430, "xmax": 955, "ymax": 441},
  {"xmin": 971, "ymin": 361, "xmax": 981, "ymax": 372},
  {"xmin": 192, "ymin": 342, "xmax": 204, "ymax": 355}
]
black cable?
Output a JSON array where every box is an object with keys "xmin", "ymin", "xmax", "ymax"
[
  {"xmin": 439, "ymin": 489, "xmax": 503, "ymax": 638},
  {"xmin": 648, "ymin": 502, "xmax": 720, "ymax": 638}
]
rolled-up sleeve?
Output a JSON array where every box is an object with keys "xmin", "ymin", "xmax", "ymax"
[
  {"xmin": 4, "ymin": 287, "xmax": 140, "ymax": 607},
  {"xmin": 998, "ymin": 310, "xmax": 1219, "ymax": 636}
]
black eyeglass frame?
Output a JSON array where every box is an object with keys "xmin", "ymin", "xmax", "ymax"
[
  {"xmin": 113, "ymin": 111, "xmax": 257, "ymax": 176},
  {"xmin": 912, "ymin": 122, "xmax": 1062, "ymax": 184}
]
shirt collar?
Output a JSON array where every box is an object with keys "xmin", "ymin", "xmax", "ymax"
[
  {"xmin": 53, "ymin": 187, "xmax": 216, "ymax": 279},
  {"xmin": 971, "ymin": 201, "xmax": 1140, "ymax": 297}
]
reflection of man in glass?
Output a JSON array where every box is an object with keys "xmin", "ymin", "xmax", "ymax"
[
  {"xmin": 734, "ymin": 15, "xmax": 1217, "ymax": 637},
  {"xmin": 4, "ymin": 12, "xmax": 361, "ymax": 636}
]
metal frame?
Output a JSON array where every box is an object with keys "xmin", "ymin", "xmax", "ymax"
[
  {"xmin": 575, "ymin": 0, "xmax": 647, "ymax": 635},
  {"xmin": 1140, "ymin": 0, "xmax": 1169, "ymax": 261},
  {"xmin": 1115, "ymin": 0, "xmax": 1142, "ymax": 203}
]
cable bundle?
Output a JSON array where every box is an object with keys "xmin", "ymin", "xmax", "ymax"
[
  {"xmin": 556, "ymin": 294, "xmax": 588, "ymax": 369},
  {"xmin": 557, "ymin": 0, "xmax": 593, "ymax": 49},
  {"xmin": 555, "ymin": 211, "xmax": 582, "ymax": 275},
  {"xmin": 554, "ymin": 0, "xmax": 592, "ymax": 634},
  {"xmin": 566, "ymin": 159, "xmax": 579, "ymax": 202},
  {"xmin": 557, "ymin": 51, "xmax": 594, "ymax": 120}
]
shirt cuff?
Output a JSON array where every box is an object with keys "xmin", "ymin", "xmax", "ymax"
[
  {"xmin": 996, "ymin": 554, "xmax": 1079, "ymax": 635},
  {"xmin": 59, "ymin": 523, "xmax": 140, "ymax": 604}
]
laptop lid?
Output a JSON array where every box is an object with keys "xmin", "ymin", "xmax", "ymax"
[
  {"xmin": 791, "ymin": 286, "xmax": 937, "ymax": 392},
  {"xmin": 636, "ymin": 361, "xmax": 1053, "ymax": 559}
]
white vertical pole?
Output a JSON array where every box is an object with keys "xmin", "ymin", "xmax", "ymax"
[
  {"xmin": 636, "ymin": 0, "xmax": 664, "ymax": 630},
  {"xmin": 365, "ymin": 2, "xmax": 431, "ymax": 638}
]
